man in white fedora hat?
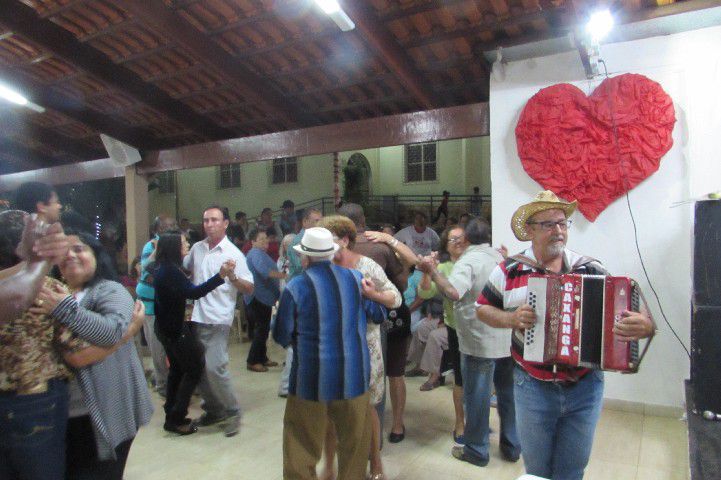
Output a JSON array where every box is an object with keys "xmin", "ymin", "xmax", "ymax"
[
  {"xmin": 475, "ymin": 191, "xmax": 655, "ymax": 480},
  {"xmin": 272, "ymin": 227, "xmax": 388, "ymax": 480}
]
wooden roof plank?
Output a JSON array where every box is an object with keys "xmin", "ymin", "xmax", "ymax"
[
  {"xmin": 0, "ymin": 0, "xmax": 233, "ymax": 141},
  {"xmin": 120, "ymin": 0, "xmax": 317, "ymax": 127},
  {"xmin": 338, "ymin": 1, "xmax": 440, "ymax": 110},
  {"xmin": 378, "ymin": 0, "xmax": 469, "ymax": 22}
]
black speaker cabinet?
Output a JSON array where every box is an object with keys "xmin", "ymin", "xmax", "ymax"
[
  {"xmin": 691, "ymin": 305, "xmax": 721, "ymax": 414},
  {"xmin": 694, "ymin": 201, "xmax": 721, "ymax": 307}
]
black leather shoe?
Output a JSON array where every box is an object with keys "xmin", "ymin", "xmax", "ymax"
[
  {"xmin": 163, "ymin": 421, "xmax": 198, "ymax": 435},
  {"xmin": 500, "ymin": 443, "xmax": 520, "ymax": 462},
  {"xmin": 388, "ymin": 426, "xmax": 405, "ymax": 443}
]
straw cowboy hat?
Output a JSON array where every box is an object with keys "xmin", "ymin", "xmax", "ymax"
[
  {"xmin": 511, "ymin": 190, "xmax": 577, "ymax": 241},
  {"xmin": 293, "ymin": 227, "xmax": 340, "ymax": 257}
]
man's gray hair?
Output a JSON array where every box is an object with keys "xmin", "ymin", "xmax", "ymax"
[
  {"xmin": 464, "ymin": 218, "xmax": 491, "ymax": 245},
  {"xmin": 306, "ymin": 253, "xmax": 335, "ymax": 263},
  {"xmin": 153, "ymin": 214, "xmax": 178, "ymax": 235}
]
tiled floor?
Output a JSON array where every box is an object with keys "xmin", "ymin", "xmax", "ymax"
[{"xmin": 125, "ymin": 341, "xmax": 689, "ymax": 480}]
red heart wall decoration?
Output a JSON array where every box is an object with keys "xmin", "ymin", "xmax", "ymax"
[{"xmin": 515, "ymin": 73, "xmax": 676, "ymax": 221}]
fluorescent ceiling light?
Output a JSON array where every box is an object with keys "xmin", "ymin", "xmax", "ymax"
[
  {"xmin": 315, "ymin": 0, "xmax": 341, "ymax": 15},
  {"xmin": 0, "ymin": 82, "xmax": 45, "ymax": 113},
  {"xmin": 0, "ymin": 83, "xmax": 28, "ymax": 106},
  {"xmin": 586, "ymin": 9, "xmax": 614, "ymax": 43},
  {"xmin": 314, "ymin": 0, "xmax": 355, "ymax": 31}
]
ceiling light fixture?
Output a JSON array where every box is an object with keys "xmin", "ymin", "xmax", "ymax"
[
  {"xmin": 0, "ymin": 83, "xmax": 28, "ymax": 106},
  {"xmin": 0, "ymin": 82, "xmax": 45, "ymax": 113},
  {"xmin": 314, "ymin": 0, "xmax": 355, "ymax": 32},
  {"xmin": 586, "ymin": 9, "xmax": 614, "ymax": 44}
]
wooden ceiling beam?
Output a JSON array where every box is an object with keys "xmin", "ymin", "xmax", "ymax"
[
  {"xmin": 0, "ymin": 109, "xmax": 105, "ymax": 161},
  {"xmin": 138, "ymin": 102, "xmax": 489, "ymax": 174},
  {"xmin": 338, "ymin": 1, "xmax": 440, "ymax": 110},
  {"xmin": 0, "ymin": 1, "xmax": 233, "ymax": 141},
  {"xmin": 0, "ymin": 69, "xmax": 160, "ymax": 149},
  {"xmin": 121, "ymin": 0, "xmax": 316, "ymax": 127},
  {"xmin": 0, "ymin": 157, "xmax": 124, "ymax": 191}
]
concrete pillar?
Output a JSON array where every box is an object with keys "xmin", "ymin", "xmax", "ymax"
[{"xmin": 125, "ymin": 166, "xmax": 149, "ymax": 268}]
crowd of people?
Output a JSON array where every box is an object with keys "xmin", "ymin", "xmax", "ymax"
[{"xmin": 0, "ymin": 182, "xmax": 656, "ymax": 480}]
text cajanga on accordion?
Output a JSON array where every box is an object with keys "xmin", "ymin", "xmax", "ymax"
[{"xmin": 523, "ymin": 273, "xmax": 654, "ymax": 373}]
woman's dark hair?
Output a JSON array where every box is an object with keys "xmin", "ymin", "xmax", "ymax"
[
  {"xmin": 155, "ymin": 232, "xmax": 183, "ymax": 267},
  {"xmin": 53, "ymin": 230, "xmax": 119, "ymax": 286}
]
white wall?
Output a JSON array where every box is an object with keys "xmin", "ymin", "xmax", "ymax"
[{"xmin": 490, "ymin": 26, "xmax": 721, "ymax": 408}]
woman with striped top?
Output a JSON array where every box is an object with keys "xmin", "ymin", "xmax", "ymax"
[{"xmin": 33, "ymin": 232, "xmax": 153, "ymax": 480}]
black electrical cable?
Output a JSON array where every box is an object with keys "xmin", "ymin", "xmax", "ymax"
[{"xmin": 597, "ymin": 58, "xmax": 691, "ymax": 359}]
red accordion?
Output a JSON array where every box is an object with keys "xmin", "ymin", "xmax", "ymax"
[{"xmin": 523, "ymin": 274, "xmax": 652, "ymax": 373}]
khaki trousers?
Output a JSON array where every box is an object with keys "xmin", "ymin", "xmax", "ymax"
[{"xmin": 283, "ymin": 392, "xmax": 371, "ymax": 480}]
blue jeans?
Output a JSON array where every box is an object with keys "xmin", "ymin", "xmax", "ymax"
[
  {"xmin": 0, "ymin": 379, "xmax": 69, "ymax": 480},
  {"xmin": 514, "ymin": 367, "xmax": 604, "ymax": 480},
  {"xmin": 461, "ymin": 354, "xmax": 519, "ymax": 463}
]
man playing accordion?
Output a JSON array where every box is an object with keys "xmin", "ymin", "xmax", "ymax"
[{"xmin": 475, "ymin": 191, "xmax": 655, "ymax": 480}]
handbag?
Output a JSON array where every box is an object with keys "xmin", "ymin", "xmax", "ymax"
[{"xmin": 383, "ymin": 301, "xmax": 411, "ymax": 337}]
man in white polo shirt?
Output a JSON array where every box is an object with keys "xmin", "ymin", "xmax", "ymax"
[{"xmin": 184, "ymin": 205, "xmax": 254, "ymax": 437}]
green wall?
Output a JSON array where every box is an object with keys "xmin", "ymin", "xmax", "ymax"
[{"xmin": 148, "ymin": 136, "xmax": 490, "ymax": 223}]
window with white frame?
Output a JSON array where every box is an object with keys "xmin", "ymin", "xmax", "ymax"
[
  {"xmin": 405, "ymin": 142, "xmax": 437, "ymax": 182},
  {"xmin": 271, "ymin": 157, "xmax": 298, "ymax": 184},
  {"xmin": 218, "ymin": 163, "xmax": 241, "ymax": 189}
]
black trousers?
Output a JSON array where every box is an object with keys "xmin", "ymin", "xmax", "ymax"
[
  {"xmin": 246, "ymin": 298, "xmax": 273, "ymax": 365},
  {"xmin": 66, "ymin": 415, "xmax": 133, "ymax": 480},
  {"xmin": 446, "ymin": 326, "xmax": 463, "ymax": 387},
  {"xmin": 432, "ymin": 205, "xmax": 448, "ymax": 224},
  {"xmin": 159, "ymin": 325, "xmax": 205, "ymax": 425}
]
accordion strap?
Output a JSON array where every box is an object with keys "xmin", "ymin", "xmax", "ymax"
[{"xmin": 509, "ymin": 254, "xmax": 599, "ymax": 274}]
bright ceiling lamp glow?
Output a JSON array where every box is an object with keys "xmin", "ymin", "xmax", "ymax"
[
  {"xmin": 0, "ymin": 83, "xmax": 28, "ymax": 106},
  {"xmin": 315, "ymin": 0, "xmax": 341, "ymax": 15},
  {"xmin": 0, "ymin": 82, "xmax": 45, "ymax": 112},
  {"xmin": 314, "ymin": 0, "xmax": 355, "ymax": 31},
  {"xmin": 586, "ymin": 9, "xmax": 614, "ymax": 43}
]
